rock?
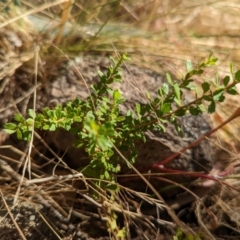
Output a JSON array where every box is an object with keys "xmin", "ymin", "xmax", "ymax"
[
  {"xmin": 1, "ymin": 54, "xmax": 214, "ymax": 178},
  {"xmin": 0, "ymin": 53, "xmax": 218, "ymax": 239}
]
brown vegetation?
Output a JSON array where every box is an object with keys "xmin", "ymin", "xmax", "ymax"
[{"xmin": 0, "ymin": 1, "xmax": 240, "ymax": 239}]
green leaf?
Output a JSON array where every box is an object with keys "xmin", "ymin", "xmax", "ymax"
[
  {"xmin": 161, "ymin": 103, "xmax": 171, "ymax": 114},
  {"xmin": 108, "ymin": 217, "xmax": 117, "ymax": 231},
  {"xmin": 203, "ymin": 52, "xmax": 218, "ymax": 66},
  {"xmin": 213, "ymin": 89, "xmax": 224, "ymax": 101},
  {"xmin": 16, "ymin": 129, "xmax": 23, "ymax": 139},
  {"xmin": 201, "ymin": 82, "xmax": 210, "ymax": 93},
  {"xmin": 146, "ymin": 91, "xmax": 151, "ymax": 100},
  {"xmin": 74, "ymin": 98, "xmax": 81, "ymax": 105},
  {"xmin": 198, "ymin": 104, "xmax": 206, "ymax": 113},
  {"xmin": 174, "ymin": 97, "xmax": 181, "ymax": 106},
  {"xmin": 49, "ymin": 123, "xmax": 56, "ymax": 131},
  {"xmin": 22, "ymin": 131, "xmax": 31, "ymax": 141},
  {"xmin": 104, "ymin": 170, "xmax": 110, "ymax": 180},
  {"xmin": 4, "ymin": 128, "xmax": 16, "ymax": 134},
  {"xmin": 106, "ymin": 183, "xmax": 120, "ymax": 191},
  {"xmin": 155, "ymin": 123, "xmax": 165, "ymax": 132},
  {"xmin": 26, "ymin": 118, "xmax": 34, "ymax": 126},
  {"xmin": 73, "ymin": 116, "xmax": 82, "ymax": 122},
  {"xmin": 82, "ymin": 166, "xmax": 99, "ymax": 178},
  {"xmin": 114, "ymin": 73, "xmax": 122, "ymax": 80},
  {"xmin": 28, "ymin": 109, "xmax": 36, "ymax": 119},
  {"xmin": 159, "ymin": 118, "xmax": 168, "ymax": 123},
  {"xmin": 218, "ymin": 95, "xmax": 225, "ymax": 102},
  {"xmin": 203, "ymin": 95, "xmax": 212, "ymax": 101},
  {"xmin": 113, "ymin": 89, "xmax": 122, "ymax": 100},
  {"xmin": 180, "ymin": 79, "xmax": 194, "ymax": 89},
  {"xmin": 153, "ymin": 97, "xmax": 161, "ymax": 105},
  {"xmin": 208, "ymin": 101, "xmax": 216, "ymax": 113},
  {"xmin": 34, "ymin": 121, "xmax": 41, "ymax": 129},
  {"xmin": 223, "ymin": 76, "xmax": 230, "ymax": 86},
  {"xmin": 189, "ymin": 106, "xmax": 201, "ymax": 116},
  {"xmin": 98, "ymin": 70, "xmax": 104, "ymax": 77},
  {"xmin": 4, "ymin": 122, "xmax": 17, "ymax": 130},
  {"xmin": 158, "ymin": 88, "xmax": 163, "ymax": 97},
  {"xmin": 73, "ymin": 140, "xmax": 84, "ymax": 149},
  {"xmin": 136, "ymin": 103, "xmax": 141, "ymax": 118},
  {"xmin": 235, "ymin": 70, "xmax": 240, "ymax": 82},
  {"xmin": 122, "ymin": 53, "xmax": 130, "ymax": 61},
  {"xmin": 109, "ymin": 56, "xmax": 116, "ymax": 64},
  {"xmin": 185, "ymin": 60, "xmax": 193, "ymax": 72},
  {"xmin": 185, "ymin": 69, "xmax": 203, "ymax": 80},
  {"xmin": 115, "ymin": 97, "xmax": 125, "ymax": 104},
  {"xmin": 116, "ymin": 227, "xmax": 126, "ymax": 237},
  {"xmin": 173, "ymin": 83, "xmax": 181, "ymax": 100},
  {"xmin": 14, "ymin": 113, "xmax": 24, "ymax": 122},
  {"xmin": 185, "ymin": 82, "xmax": 196, "ymax": 91},
  {"xmin": 43, "ymin": 124, "xmax": 50, "ymax": 130},
  {"xmin": 55, "ymin": 107, "xmax": 63, "ymax": 119},
  {"xmin": 116, "ymin": 116, "xmax": 125, "ymax": 122},
  {"xmin": 226, "ymin": 88, "xmax": 238, "ymax": 95},
  {"xmin": 208, "ymin": 57, "xmax": 218, "ymax": 66},
  {"xmin": 196, "ymin": 69, "xmax": 204, "ymax": 75},
  {"xmin": 166, "ymin": 73, "xmax": 173, "ymax": 85},
  {"xmin": 97, "ymin": 136, "xmax": 112, "ymax": 151},
  {"xmin": 175, "ymin": 108, "xmax": 186, "ymax": 116},
  {"xmin": 162, "ymin": 83, "xmax": 169, "ymax": 95}
]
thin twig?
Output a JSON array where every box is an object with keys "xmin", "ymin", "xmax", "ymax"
[
  {"xmin": 154, "ymin": 107, "xmax": 240, "ymax": 167},
  {"xmin": 0, "ymin": 84, "xmax": 41, "ymax": 113},
  {"xmin": 0, "ymin": 189, "xmax": 27, "ymax": 240},
  {"xmin": 112, "ymin": 143, "xmax": 196, "ymax": 237}
]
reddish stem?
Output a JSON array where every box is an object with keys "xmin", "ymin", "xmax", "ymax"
[
  {"xmin": 152, "ymin": 165, "xmax": 240, "ymax": 193},
  {"xmin": 153, "ymin": 107, "xmax": 240, "ymax": 168}
]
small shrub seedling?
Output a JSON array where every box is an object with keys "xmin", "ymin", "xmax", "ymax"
[{"xmin": 4, "ymin": 53, "xmax": 240, "ymax": 185}]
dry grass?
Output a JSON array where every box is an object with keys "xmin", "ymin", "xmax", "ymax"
[
  {"xmin": 1, "ymin": 0, "xmax": 240, "ymax": 239},
  {"xmin": 14, "ymin": 0, "xmax": 240, "ymax": 142}
]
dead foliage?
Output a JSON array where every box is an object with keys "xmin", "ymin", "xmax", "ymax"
[{"xmin": 0, "ymin": 1, "xmax": 240, "ymax": 239}]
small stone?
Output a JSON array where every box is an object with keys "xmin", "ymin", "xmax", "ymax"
[{"xmin": 29, "ymin": 215, "xmax": 35, "ymax": 221}]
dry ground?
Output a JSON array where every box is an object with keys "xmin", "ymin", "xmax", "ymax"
[{"xmin": 1, "ymin": 1, "xmax": 240, "ymax": 240}]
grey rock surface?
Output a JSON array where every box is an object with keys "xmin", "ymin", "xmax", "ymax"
[
  {"xmin": 46, "ymin": 54, "xmax": 213, "ymax": 174},
  {"xmin": 1, "ymin": 54, "xmax": 214, "ymax": 175}
]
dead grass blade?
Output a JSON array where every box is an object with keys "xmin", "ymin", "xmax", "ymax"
[{"xmin": 0, "ymin": 189, "xmax": 26, "ymax": 240}]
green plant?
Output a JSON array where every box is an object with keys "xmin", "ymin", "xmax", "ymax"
[
  {"xmin": 4, "ymin": 53, "xmax": 240, "ymax": 185},
  {"xmin": 173, "ymin": 228, "xmax": 203, "ymax": 240}
]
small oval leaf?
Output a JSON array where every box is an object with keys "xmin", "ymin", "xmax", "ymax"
[{"xmin": 201, "ymin": 82, "xmax": 210, "ymax": 93}]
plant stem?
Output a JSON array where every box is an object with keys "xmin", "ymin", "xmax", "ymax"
[{"xmin": 153, "ymin": 107, "xmax": 240, "ymax": 167}]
